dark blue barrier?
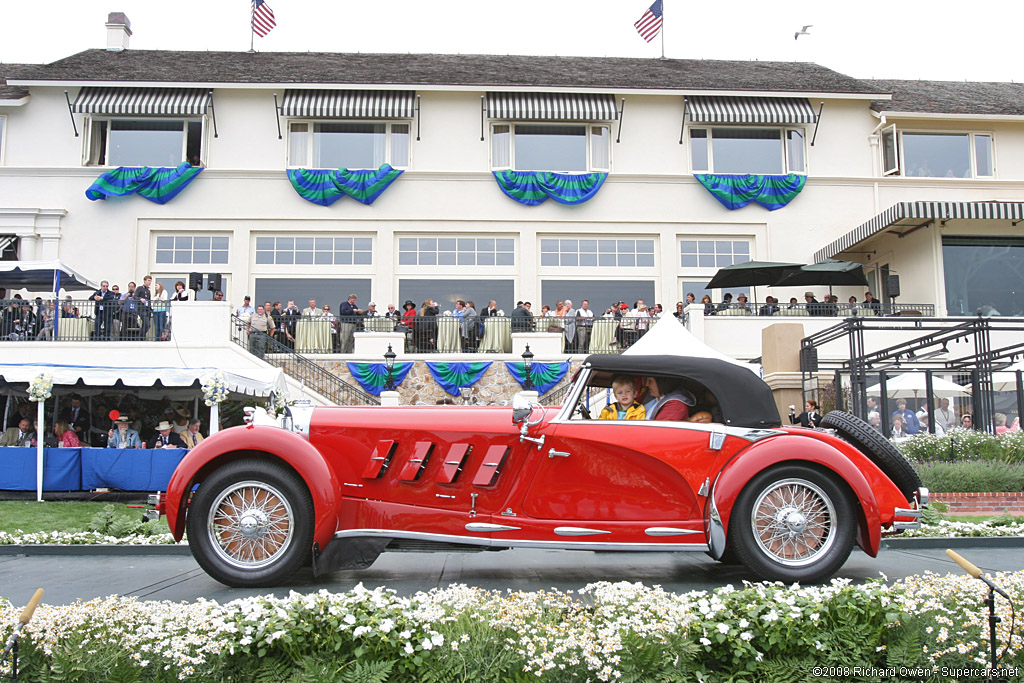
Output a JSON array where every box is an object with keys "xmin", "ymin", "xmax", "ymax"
[
  {"xmin": 0, "ymin": 447, "xmax": 83, "ymax": 490},
  {"xmin": 81, "ymin": 448, "xmax": 187, "ymax": 491}
]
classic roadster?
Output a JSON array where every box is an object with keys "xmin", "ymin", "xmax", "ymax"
[{"xmin": 151, "ymin": 354, "xmax": 926, "ymax": 587}]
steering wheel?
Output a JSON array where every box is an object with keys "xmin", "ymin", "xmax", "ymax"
[{"xmin": 576, "ymin": 402, "xmax": 591, "ymax": 420}]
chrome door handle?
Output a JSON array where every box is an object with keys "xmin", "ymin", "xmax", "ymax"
[{"xmin": 548, "ymin": 449, "xmax": 570, "ymax": 459}]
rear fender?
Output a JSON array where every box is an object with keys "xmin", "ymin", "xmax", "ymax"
[
  {"xmin": 164, "ymin": 425, "xmax": 340, "ymax": 550},
  {"xmin": 710, "ymin": 436, "xmax": 883, "ymax": 557}
]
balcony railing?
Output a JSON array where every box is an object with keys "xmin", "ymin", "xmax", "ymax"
[
  {"xmin": 0, "ymin": 297, "xmax": 171, "ymax": 342},
  {"xmin": 701, "ymin": 301, "xmax": 935, "ymax": 317},
  {"xmin": 230, "ymin": 315, "xmax": 379, "ymax": 406}
]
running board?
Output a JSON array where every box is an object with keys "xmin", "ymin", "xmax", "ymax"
[{"xmin": 330, "ymin": 528, "xmax": 709, "ymax": 553}]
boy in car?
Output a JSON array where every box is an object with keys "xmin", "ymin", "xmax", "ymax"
[{"xmin": 599, "ymin": 375, "xmax": 646, "ymax": 420}]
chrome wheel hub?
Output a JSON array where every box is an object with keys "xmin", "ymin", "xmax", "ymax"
[
  {"xmin": 751, "ymin": 478, "xmax": 836, "ymax": 567},
  {"xmin": 206, "ymin": 481, "xmax": 294, "ymax": 569}
]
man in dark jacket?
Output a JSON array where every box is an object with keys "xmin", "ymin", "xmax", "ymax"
[
  {"xmin": 134, "ymin": 275, "xmax": 153, "ymax": 339},
  {"xmin": 510, "ymin": 301, "xmax": 533, "ymax": 332},
  {"xmin": 337, "ymin": 294, "xmax": 363, "ymax": 353},
  {"xmin": 91, "ymin": 280, "xmax": 117, "ymax": 340}
]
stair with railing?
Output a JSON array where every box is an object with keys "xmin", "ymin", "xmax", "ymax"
[{"xmin": 230, "ymin": 315, "xmax": 379, "ymax": 406}]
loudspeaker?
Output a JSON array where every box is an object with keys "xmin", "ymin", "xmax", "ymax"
[
  {"xmin": 886, "ymin": 274, "xmax": 901, "ymax": 298},
  {"xmin": 207, "ymin": 273, "xmax": 222, "ymax": 292},
  {"xmin": 188, "ymin": 272, "xmax": 202, "ymax": 291},
  {"xmin": 800, "ymin": 346, "xmax": 819, "ymax": 373}
]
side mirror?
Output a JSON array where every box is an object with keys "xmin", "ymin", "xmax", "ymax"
[{"xmin": 512, "ymin": 393, "xmax": 532, "ymax": 425}]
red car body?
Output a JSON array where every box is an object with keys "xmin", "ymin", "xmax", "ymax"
[{"xmin": 155, "ymin": 355, "xmax": 926, "ymax": 587}]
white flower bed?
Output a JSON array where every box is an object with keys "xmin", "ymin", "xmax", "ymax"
[{"xmin": 1, "ymin": 577, "xmax": 1021, "ymax": 681}]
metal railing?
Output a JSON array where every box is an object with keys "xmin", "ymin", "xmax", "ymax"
[
  {"xmin": 539, "ymin": 381, "xmax": 573, "ymax": 406},
  {"xmin": 0, "ymin": 298, "xmax": 170, "ymax": 342},
  {"xmin": 702, "ymin": 301, "xmax": 935, "ymax": 317},
  {"xmin": 230, "ymin": 315, "xmax": 379, "ymax": 406}
]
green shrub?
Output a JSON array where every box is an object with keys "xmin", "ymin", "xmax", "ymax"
[
  {"xmin": 88, "ymin": 504, "xmax": 165, "ymax": 537},
  {"xmin": 916, "ymin": 460, "xmax": 1024, "ymax": 492},
  {"xmin": 898, "ymin": 427, "xmax": 1024, "ymax": 463}
]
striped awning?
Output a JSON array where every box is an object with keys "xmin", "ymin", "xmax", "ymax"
[
  {"xmin": 486, "ymin": 92, "xmax": 618, "ymax": 121},
  {"xmin": 71, "ymin": 87, "xmax": 211, "ymax": 116},
  {"xmin": 816, "ymin": 201, "xmax": 1024, "ymax": 261},
  {"xmin": 280, "ymin": 90, "xmax": 415, "ymax": 118},
  {"xmin": 686, "ymin": 96, "xmax": 816, "ymax": 125}
]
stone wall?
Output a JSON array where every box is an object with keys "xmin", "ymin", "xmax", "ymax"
[{"xmin": 321, "ymin": 359, "xmax": 582, "ymax": 405}]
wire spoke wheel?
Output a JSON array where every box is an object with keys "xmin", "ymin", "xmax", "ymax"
[
  {"xmin": 750, "ymin": 478, "xmax": 835, "ymax": 566},
  {"xmin": 208, "ymin": 481, "xmax": 294, "ymax": 569}
]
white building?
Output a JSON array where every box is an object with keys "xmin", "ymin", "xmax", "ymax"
[{"xmin": 2, "ymin": 13, "xmax": 1023, "ymax": 361}]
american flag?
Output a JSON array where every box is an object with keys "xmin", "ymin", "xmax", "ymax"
[
  {"xmin": 252, "ymin": 0, "xmax": 277, "ymax": 37},
  {"xmin": 634, "ymin": 1, "xmax": 663, "ymax": 43}
]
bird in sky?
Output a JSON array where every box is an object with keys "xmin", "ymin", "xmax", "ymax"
[{"xmin": 794, "ymin": 25, "xmax": 813, "ymax": 40}]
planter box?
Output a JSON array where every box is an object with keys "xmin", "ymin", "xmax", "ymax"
[{"xmin": 930, "ymin": 492, "xmax": 1024, "ymax": 516}]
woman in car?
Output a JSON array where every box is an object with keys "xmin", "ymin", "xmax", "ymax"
[{"xmin": 644, "ymin": 376, "xmax": 694, "ymax": 421}]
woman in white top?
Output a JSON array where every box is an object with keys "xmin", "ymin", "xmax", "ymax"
[{"xmin": 152, "ymin": 282, "xmax": 169, "ymax": 340}]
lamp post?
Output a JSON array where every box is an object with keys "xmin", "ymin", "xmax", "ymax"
[
  {"xmin": 384, "ymin": 344, "xmax": 397, "ymax": 391},
  {"xmin": 522, "ymin": 344, "xmax": 534, "ymax": 391}
]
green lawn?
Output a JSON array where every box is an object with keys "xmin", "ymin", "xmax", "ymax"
[{"xmin": 0, "ymin": 500, "xmax": 151, "ymax": 534}]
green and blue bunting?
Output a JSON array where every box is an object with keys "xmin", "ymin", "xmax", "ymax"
[
  {"xmin": 287, "ymin": 165, "xmax": 404, "ymax": 206},
  {"xmin": 695, "ymin": 173, "xmax": 806, "ymax": 211},
  {"xmin": 85, "ymin": 163, "xmax": 203, "ymax": 204},
  {"xmin": 493, "ymin": 170, "xmax": 607, "ymax": 206},
  {"xmin": 504, "ymin": 361, "xmax": 569, "ymax": 396},
  {"xmin": 345, "ymin": 361, "xmax": 413, "ymax": 396},
  {"xmin": 426, "ymin": 361, "xmax": 492, "ymax": 396}
]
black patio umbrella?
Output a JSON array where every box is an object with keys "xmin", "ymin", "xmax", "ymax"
[
  {"xmin": 705, "ymin": 260, "xmax": 804, "ymax": 301},
  {"xmin": 771, "ymin": 259, "xmax": 869, "ymax": 295}
]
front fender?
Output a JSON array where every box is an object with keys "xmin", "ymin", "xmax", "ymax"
[
  {"xmin": 164, "ymin": 425, "xmax": 340, "ymax": 551},
  {"xmin": 709, "ymin": 435, "xmax": 883, "ymax": 557}
]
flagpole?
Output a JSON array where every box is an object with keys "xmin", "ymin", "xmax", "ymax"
[
  {"xmin": 249, "ymin": 1, "xmax": 255, "ymax": 53},
  {"xmin": 660, "ymin": 1, "xmax": 665, "ymax": 59}
]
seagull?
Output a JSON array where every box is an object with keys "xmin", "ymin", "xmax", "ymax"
[{"xmin": 794, "ymin": 25, "xmax": 813, "ymax": 40}]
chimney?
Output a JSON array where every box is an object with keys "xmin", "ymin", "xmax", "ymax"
[{"xmin": 105, "ymin": 12, "xmax": 132, "ymax": 51}]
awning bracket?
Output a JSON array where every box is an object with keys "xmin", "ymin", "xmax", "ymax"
[
  {"xmin": 679, "ymin": 97, "xmax": 688, "ymax": 144},
  {"xmin": 416, "ymin": 94, "xmax": 422, "ymax": 141},
  {"xmin": 273, "ymin": 93, "xmax": 283, "ymax": 140},
  {"xmin": 64, "ymin": 90, "xmax": 79, "ymax": 138},
  {"xmin": 810, "ymin": 101, "xmax": 825, "ymax": 147},
  {"xmin": 208, "ymin": 91, "xmax": 219, "ymax": 139},
  {"xmin": 615, "ymin": 98, "xmax": 626, "ymax": 143},
  {"xmin": 480, "ymin": 95, "xmax": 486, "ymax": 142}
]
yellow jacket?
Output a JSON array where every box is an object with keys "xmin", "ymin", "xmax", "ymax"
[{"xmin": 598, "ymin": 401, "xmax": 646, "ymax": 421}]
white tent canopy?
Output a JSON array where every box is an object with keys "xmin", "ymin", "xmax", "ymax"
[
  {"xmin": 0, "ymin": 363, "xmax": 286, "ymax": 398},
  {"xmin": 0, "ymin": 260, "xmax": 99, "ymax": 294},
  {"xmin": 866, "ymin": 373, "xmax": 969, "ymax": 399},
  {"xmin": 623, "ymin": 316, "xmax": 762, "ymax": 374}
]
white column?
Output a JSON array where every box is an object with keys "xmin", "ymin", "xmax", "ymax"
[{"xmin": 35, "ymin": 400, "xmax": 45, "ymax": 502}]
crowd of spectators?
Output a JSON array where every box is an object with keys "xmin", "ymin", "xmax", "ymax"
[
  {"xmin": 240, "ymin": 295, "xmax": 675, "ymax": 355},
  {"xmin": 0, "ymin": 393, "xmax": 206, "ymax": 450},
  {"xmin": 699, "ymin": 290, "xmax": 884, "ymax": 316}
]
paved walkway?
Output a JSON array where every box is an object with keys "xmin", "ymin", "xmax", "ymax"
[{"xmin": 1, "ymin": 542, "xmax": 1021, "ymax": 606}]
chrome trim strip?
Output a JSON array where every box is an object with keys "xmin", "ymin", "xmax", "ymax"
[
  {"xmin": 706, "ymin": 478, "xmax": 726, "ymax": 560},
  {"xmin": 644, "ymin": 527, "xmax": 702, "ymax": 536},
  {"xmin": 329, "ymin": 529, "xmax": 708, "ymax": 552},
  {"xmin": 554, "ymin": 526, "xmax": 611, "ymax": 536},
  {"xmin": 465, "ymin": 522, "xmax": 520, "ymax": 532}
]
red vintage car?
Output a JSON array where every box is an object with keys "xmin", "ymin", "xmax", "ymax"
[{"xmin": 151, "ymin": 355, "xmax": 927, "ymax": 587}]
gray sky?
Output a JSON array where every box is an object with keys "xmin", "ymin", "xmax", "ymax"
[{"xmin": 1, "ymin": 0, "xmax": 1019, "ymax": 83}]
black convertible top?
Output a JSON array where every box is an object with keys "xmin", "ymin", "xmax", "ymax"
[{"xmin": 583, "ymin": 354, "xmax": 782, "ymax": 428}]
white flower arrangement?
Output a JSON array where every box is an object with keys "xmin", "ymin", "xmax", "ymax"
[
  {"xmin": 268, "ymin": 391, "xmax": 288, "ymax": 416},
  {"xmin": 201, "ymin": 372, "xmax": 229, "ymax": 407},
  {"xmin": 27, "ymin": 372, "xmax": 53, "ymax": 403},
  {"xmin": 497, "ymin": 309, "xmax": 505, "ymax": 316}
]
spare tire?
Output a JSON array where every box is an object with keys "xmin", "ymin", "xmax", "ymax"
[{"xmin": 820, "ymin": 410, "xmax": 922, "ymax": 502}]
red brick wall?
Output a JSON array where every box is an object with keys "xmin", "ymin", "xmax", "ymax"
[{"xmin": 930, "ymin": 492, "xmax": 1024, "ymax": 516}]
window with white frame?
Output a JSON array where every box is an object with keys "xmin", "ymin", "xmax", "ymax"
[
  {"xmin": 491, "ymin": 123, "xmax": 610, "ymax": 172},
  {"xmin": 689, "ymin": 127, "xmax": 806, "ymax": 174},
  {"xmin": 255, "ymin": 236, "xmax": 372, "ymax": 266},
  {"xmin": 880, "ymin": 126, "xmax": 993, "ymax": 178},
  {"xmin": 540, "ymin": 238, "xmax": 655, "ymax": 268},
  {"xmin": 398, "ymin": 237, "xmax": 515, "ymax": 266},
  {"xmin": 86, "ymin": 119, "xmax": 203, "ymax": 166},
  {"xmin": 680, "ymin": 239, "xmax": 751, "ymax": 268},
  {"xmin": 287, "ymin": 121, "xmax": 409, "ymax": 169},
  {"xmin": 155, "ymin": 235, "xmax": 229, "ymax": 265}
]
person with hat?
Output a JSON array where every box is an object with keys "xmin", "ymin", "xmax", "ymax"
[
  {"xmin": 804, "ymin": 291, "xmax": 822, "ymax": 316},
  {"xmin": 107, "ymin": 415, "xmax": 143, "ymax": 449},
  {"xmin": 181, "ymin": 418, "xmax": 205, "ymax": 449},
  {"xmin": 171, "ymin": 404, "xmax": 191, "ymax": 434},
  {"xmin": 236, "ymin": 295, "xmax": 255, "ymax": 319},
  {"xmin": 365, "ymin": 302, "xmax": 379, "ymax": 317},
  {"xmin": 153, "ymin": 420, "xmax": 185, "ymax": 449}
]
